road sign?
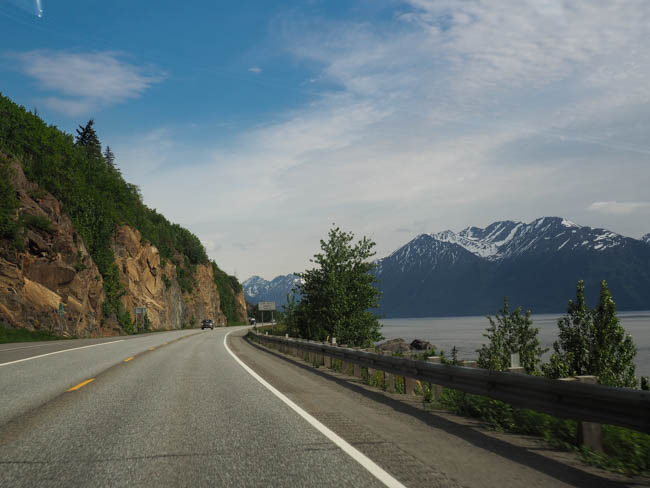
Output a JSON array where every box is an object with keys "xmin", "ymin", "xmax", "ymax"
[
  {"xmin": 134, "ymin": 307, "xmax": 147, "ymax": 315},
  {"xmin": 258, "ymin": 301, "xmax": 275, "ymax": 311}
]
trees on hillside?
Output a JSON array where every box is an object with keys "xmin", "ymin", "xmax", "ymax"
[
  {"xmin": 75, "ymin": 119, "xmax": 101, "ymax": 156},
  {"xmin": 476, "ymin": 298, "xmax": 546, "ymax": 374},
  {"xmin": 103, "ymin": 145, "xmax": 118, "ymax": 172},
  {"xmin": 542, "ymin": 280, "xmax": 637, "ymax": 387},
  {"xmin": 291, "ymin": 226, "xmax": 383, "ymax": 347}
]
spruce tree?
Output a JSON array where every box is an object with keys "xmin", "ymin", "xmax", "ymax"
[
  {"xmin": 103, "ymin": 145, "xmax": 115, "ymax": 168},
  {"xmin": 75, "ymin": 119, "xmax": 101, "ymax": 157},
  {"xmin": 591, "ymin": 281, "xmax": 637, "ymax": 387},
  {"xmin": 543, "ymin": 280, "xmax": 637, "ymax": 387}
]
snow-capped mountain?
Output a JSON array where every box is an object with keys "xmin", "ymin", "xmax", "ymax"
[
  {"xmin": 431, "ymin": 217, "xmax": 625, "ymax": 260},
  {"xmin": 643, "ymin": 233, "xmax": 650, "ymax": 245},
  {"xmin": 243, "ymin": 274, "xmax": 301, "ymax": 307},
  {"xmin": 375, "ymin": 217, "xmax": 650, "ymax": 317}
]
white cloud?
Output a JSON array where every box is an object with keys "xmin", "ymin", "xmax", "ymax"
[
  {"xmin": 248, "ymin": 66, "xmax": 262, "ymax": 74},
  {"xmin": 588, "ymin": 201, "xmax": 650, "ymax": 216},
  {"xmin": 11, "ymin": 50, "xmax": 165, "ymax": 115},
  {"xmin": 110, "ymin": 1, "xmax": 650, "ymax": 278}
]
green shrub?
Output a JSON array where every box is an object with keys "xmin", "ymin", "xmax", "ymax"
[
  {"xmin": 21, "ymin": 213, "xmax": 53, "ymax": 233},
  {"xmin": 162, "ymin": 273, "xmax": 171, "ymax": 290}
]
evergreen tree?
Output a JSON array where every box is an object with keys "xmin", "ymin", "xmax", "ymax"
[
  {"xmin": 75, "ymin": 119, "xmax": 101, "ymax": 157},
  {"xmin": 294, "ymin": 226, "xmax": 383, "ymax": 346},
  {"xmin": 103, "ymin": 145, "xmax": 116, "ymax": 169},
  {"xmin": 477, "ymin": 298, "xmax": 546, "ymax": 374},
  {"xmin": 543, "ymin": 280, "xmax": 637, "ymax": 387}
]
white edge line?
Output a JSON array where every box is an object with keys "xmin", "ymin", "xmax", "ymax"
[
  {"xmin": 224, "ymin": 329, "xmax": 406, "ymax": 488},
  {"xmin": 0, "ymin": 340, "xmax": 125, "ymax": 367}
]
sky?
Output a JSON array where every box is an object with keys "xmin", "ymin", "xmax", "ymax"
[{"xmin": 1, "ymin": 0, "xmax": 649, "ymax": 280}]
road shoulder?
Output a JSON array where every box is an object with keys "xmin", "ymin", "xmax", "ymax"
[{"xmin": 228, "ymin": 329, "xmax": 647, "ymax": 488}]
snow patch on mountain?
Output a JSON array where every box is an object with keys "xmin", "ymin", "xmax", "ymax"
[{"xmin": 423, "ymin": 217, "xmax": 626, "ymax": 260}]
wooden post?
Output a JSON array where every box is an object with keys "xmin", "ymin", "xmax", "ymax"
[
  {"xmin": 381, "ymin": 351, "xmax": 395, "ymax": 392},
  {"xmin": 575, "ymin": 376, "xmax": 604, "ymax": 453},
  {"xmin": 405, "ymin": 376, "xmax": 417, "ymax": 395},
  {"xmin": 427, "ymin": 356, "xmax": 443, "ymax": 398},
  {"xmin": 351, "ymin": 348, "xmax": 362, "ymax": 378},
  {"xmin": 340, "ymin": 345, "xmax": 350, "ymax": 374},
  {"xmin": 324, "ymin": 354, "xmax": 332, "ymax": 369},
  {"xmin": 365, "ymin": 349, "xmax": 376, "ymax": 379}
]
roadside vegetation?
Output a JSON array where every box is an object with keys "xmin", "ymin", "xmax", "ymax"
[
  {"xmin": 282, "ymin": 226, "xmax": 383, "ymax": 347},
  {"xmin": 211, "ymin": 261, "xmax": 247, "ymax": 325},
  {"xmin": 0, "ymin": 322, "xmax": 71, "ymax": 343},
  {"xmin": 257, "ymin": 248, "xmax": 649, "ymax": 476},
  {"xmin": 0, "ymin": 94, "xmax": 243, "ymax": 332},
  {"xmin": 422, "ymin": 280, "xmax": 648, "ymax": 475}
]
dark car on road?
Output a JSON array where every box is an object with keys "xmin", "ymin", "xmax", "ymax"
[{"xmin": 201, "ymin": 319, "xmax": 215, "ymax": 330}]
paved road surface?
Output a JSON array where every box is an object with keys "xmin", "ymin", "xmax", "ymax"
[
  {"xmin": 1, "ymin": 327, "xmax": 647, "ymax": 487},
  {"xmin": 0, "ymin": 327, "xmax": 384, "ymax": 487}
]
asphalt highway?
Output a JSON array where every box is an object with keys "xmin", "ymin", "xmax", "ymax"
[
  {"xmin": 2, "ymin": 328, "xmax": 645, "ymax": 488},
  {"xmin": 0, "ymin": 327, "xmax": 385, "ymax": 487}
]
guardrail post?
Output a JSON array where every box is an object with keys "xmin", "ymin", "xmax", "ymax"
[
  {"xmin": 324, "ymin": 350, "xmax": 332, "ymax": 369},
  {"xmin": 427, "ymin": 356, "xmax": 443, "ymax": 398},
  {"xmin": 365, "ymin": 349, "xmax": 376, "ymax": 378},
  {"xmin": 381, "ymin": 351, "xmax": 395, "ymax": 392},
  {"xmin": 575, "ymin": 376, "xmax": 604, "ymax": 453},
  {"xmin": 351, "ymin": 348, "xmax": 363, "ymax": 378},
  {"xmin": 405, "ymin": 376, "xmax": 417, "ymax": 395},
  {"xmin": 340, "ymin": 345, "xmax": 350, "ymax": 375}
]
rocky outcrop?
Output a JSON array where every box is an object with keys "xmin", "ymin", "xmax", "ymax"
[
  {"xmin": 234, "ymin": 289, "xmax": 248, "ymax": 324},
  {"xmin": 0, "ymin": 161, "xmax": 236, "ymax": 336},
  {"xmin": 0, "ymin": 163, "xmax": 109, "ymax": 337},
  {"xmin": 112, "ymin": 226, "xmax": 226, "ymax": 330}
]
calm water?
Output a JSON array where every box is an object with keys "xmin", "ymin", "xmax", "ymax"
[{"xmin": 380, "ymin": 311, "xmax": 650, "ymax": 377}]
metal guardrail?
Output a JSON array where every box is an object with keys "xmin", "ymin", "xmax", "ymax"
[{"xmin": 249, "ymin": 331, "xmax": 650, "ymax": 434}]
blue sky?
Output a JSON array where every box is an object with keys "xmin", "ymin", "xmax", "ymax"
[{"xmin": 2, "ymin": 0, "xmax": 650, "ymax": 279}]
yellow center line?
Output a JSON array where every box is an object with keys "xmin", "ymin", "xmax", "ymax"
[
  {"xmin": 67, "ymin": 378, "xmax": 95, "ymax": 392},
  {"xmin": 124, "ymin": 357, "xmax": 134, "ymax": 362},
  {"xmin": 148, "ymin": 347, "xmax": 155, "ymax": 351},
  {"xmin": 163, "ymin": 342, "xmax": 168, "ymax": 345}
]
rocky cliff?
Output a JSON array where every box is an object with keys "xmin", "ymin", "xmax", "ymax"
[
  {"xmin": 113, "ymin": 225, "xmax": 227, "ymax": 329},
  {"xmin": 0, "ymin": 162, "xmax": 109, "ymax": 337},
  {"xmin": 0, "ymin": 161, "xmax": 243, "ymax": 336}
]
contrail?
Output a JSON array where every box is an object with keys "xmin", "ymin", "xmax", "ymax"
[{"xmin": 35, "ymin": 0, "xmax": 42, "ymax": 17}]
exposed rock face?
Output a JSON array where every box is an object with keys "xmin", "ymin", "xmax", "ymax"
[
  {"xmin": 0, "ymin": 163, "xmax": 108, "ymax": 337},
  {"xmin": 112, "ymin": 226, "xmax": 226, "ymax": 330},
  {"xmin": 234, "ymin": 289, "xmax": 248, "ymax": 324}
]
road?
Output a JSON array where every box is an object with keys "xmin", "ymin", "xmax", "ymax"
[
  {"xmin": 1, "ymin": 328, "xmax": 646, "ymax": 487},
  {"xmin": 0, "ymin": 327, "xmax": 386, "ymax": 487}
]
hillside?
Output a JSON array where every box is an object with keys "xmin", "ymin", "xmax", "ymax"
[
  {"xmin": 0, "ymin": 93, "xmax": 246, "ymax": 335},
  {"xmin": 374, "ymin": 217, "xmax": 650, "ymax": 317}
]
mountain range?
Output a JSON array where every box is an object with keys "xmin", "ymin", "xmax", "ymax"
[
  {"xmin": 243, "ymin": 274, "xmax": 301, "ymax": 308},
  {"xmin": 375, "ymin": 217, "xmax": 650, "ymax": 317},
  {"xmin": 246, "ymin": 218, "xmax": 650, "ymax": 317}
]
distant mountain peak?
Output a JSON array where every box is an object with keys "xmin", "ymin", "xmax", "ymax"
[
  {"xmin": 242, "ymin": 274, "xmax": 301, "ymax": 305},
  {"xmin": 643, "ymin": 234, "xmax": 650, "ymax": 244}
]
